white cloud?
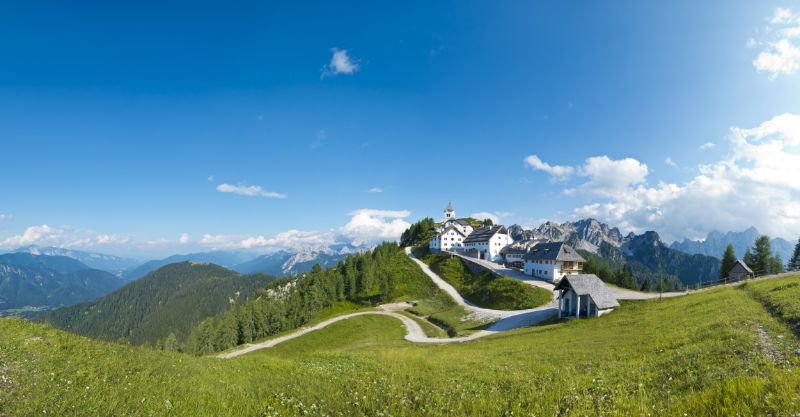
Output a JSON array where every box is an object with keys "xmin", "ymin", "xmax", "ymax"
[
  {"xmin": 0, "ymin": 224, "xmax": 131, "ymax": 249},
  {"xmin": 699, "ymin": 142, "xmax": 716, "ymax": 150},
  {"xmin": 565, "ymin": 113, "xmax": 800, "ymax": 241},
  {"xmin": 526, "ymin": 154, "xmax": 649, "ymax": 196},
  {"xmin": 523, "ymin": 155, "xmax": 575, "ymax": 180},
  {"xmin": 665, "ymin": 157, "xmax": 677, "ymax": 167},
  {"xmin": 579, "ymin": 156, "xmax": 649, "ymax": 197},
  {"xmin": 754, "ymin": 39, "xmax": 800, "ymax": 77},
  {"xmin": 368, "ymin": 187, "xmax": 383, "ymax": 193},
  {"xmin": 199, "ymin": 208, "xmax": 411, "ymax": 251},
  {"xmin": 0, "ymin": 214, "xmax": 12, "ymax": 223},
  {"xmin": 772, "ymin": 7, "xmax": 795, "ymax": 24},
  {"xmin": 753, "ymin": 8, "xmax": 800, "ymax": 78},
  {"xmin": 216, "ymin": 183, "xmax": 287, "ymax": 199},
  {"xmin": 339, "ymin": 209, "xmax": 411, "ymax": 246},
  {"xmin": 321, "ymin": 48, "xmax": 359, "ymax": 78},
  {"xmin": 179, "ymin": 233, "xmax": 190, "ymax": 244}
]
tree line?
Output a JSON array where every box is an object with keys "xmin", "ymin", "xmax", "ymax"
[
  {"xmin": 180, "ymin": 242, "xmax": 436, "ymax": 355},
  {"xmin": 719, "ymin": 235, "xmax": 800, "ymax": 281}
]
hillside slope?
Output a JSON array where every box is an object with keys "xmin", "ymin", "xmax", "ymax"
[
  {"xmin": 2, "ymin": 277, "xmax": 799, "ymax": 416},
  {"xmin": 0, "ymin": 253, "xmax": 123, "ymax": 313},
  {"xmin": 40, "ymin": 262, "xmax": 275, "ymax": 345}
]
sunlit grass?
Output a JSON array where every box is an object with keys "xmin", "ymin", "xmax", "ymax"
[{"xmin": 2, "ymin": 280, "xmax": 799, "ymax": 416}]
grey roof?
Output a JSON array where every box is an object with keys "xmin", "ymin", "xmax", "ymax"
[
  {"xmin": 463, "ymin": 225, "xmax": 508, "ymax": 244},
  {"xmin": 500, "ymin": 240, "xmax": 543, "ymax": 256},
  {"xmin": 556, "ymin": 274, "xmax": 620, "ymax": 309},
  {"xmin": 437, "ymin": 225, "xmax": 467, "ymax": 237},
  {"xmin": 730, "ymin": 260, "xmax": 753, "ymax": 274},
  {"xmin": 445, "ymin": 201, "xmax": 454, "ymax": 212},
  {"xmin": 523, "ymin": 242, "xmax": 585, "ymax": 262}
]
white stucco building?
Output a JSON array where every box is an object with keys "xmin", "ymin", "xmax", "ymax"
[
  {"xmin": 429, "ymin": 225, "xmax": 468, "ymax": 252},
  {"xmin": 430, "ymin": 202, "xmax": 474, "ymax": 253},
  {"xmin": 463, "ymin": 225, "xmax": 513, "ymax": 262},
  {"xmin": 523, "ymin": 242, "xmax": 585, "ymax": 282}
]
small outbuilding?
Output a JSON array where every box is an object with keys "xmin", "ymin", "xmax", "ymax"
[
  {"xmin": 727, "ymin": 260, "xmax": 754, "ymax": 282},
  {"xmin": 555, "ymin": 274, "xmax": 619, "ymax": 318}
]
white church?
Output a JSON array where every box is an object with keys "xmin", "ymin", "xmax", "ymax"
[{"xmin": 429, "ymin": 202, "xmax": 512, "ymax": 262}]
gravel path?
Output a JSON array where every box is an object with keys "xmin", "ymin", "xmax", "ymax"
[
  {"xmin": 219, "ymin": 251, "xmax": 561, "ymax": 358},
  {"xmin": 405, "ymin": 247, "xmax": 558, "ymax": 321}
]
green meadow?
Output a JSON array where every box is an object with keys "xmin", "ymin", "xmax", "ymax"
[{"xmin": 2, "ymin": 276, "xmax": 800, "ymax": 416}]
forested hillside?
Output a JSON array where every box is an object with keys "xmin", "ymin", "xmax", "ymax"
[
  {"xmin": 40, "ymin": 262, "xmax": 274, "ymax": 346},
  {"xmin": 0, "ymin": 253, "xmax": 123, "ymax": 313},
  {"xmin": 186, "ymin": 242, "xmax": 454, "ymax": 354}
]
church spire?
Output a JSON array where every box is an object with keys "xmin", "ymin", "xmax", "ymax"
[{"xmin": 444, "ymin": 202, "xmax": 455, "ymax": 220}]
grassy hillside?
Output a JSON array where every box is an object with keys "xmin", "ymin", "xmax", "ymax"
[
  {"xmin": 2, "ymin": 276, "xmax": 799, "ymax": 416},
  {"xmin": 185, "ymin": 243, "xmax": 473, "ymax": 353},
  {"xmin": 420, "ymin": 251, "xmax": 552, "ymax": 310},
  {"xmin": 743, "ymin": 275, "xmax": 800, "ymax": 328},
  {"xmin": 39, "ymin": 262, "xmax": 274, "ymax": 346}
]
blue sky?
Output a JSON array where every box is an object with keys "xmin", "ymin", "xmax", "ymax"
[{"xmin": 1, "ymin": 0, "xmax": 799, "ymax": 258}]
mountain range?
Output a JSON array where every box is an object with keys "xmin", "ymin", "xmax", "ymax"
[
  {"xmin": 670, "ymin": 227, "xmax": 795, "ymax": 264},
  {"xmin": 509, "ymin": 219, "xmax": 720, "ymax": 287},
  {"xmin": 0, "ymin": 253, "xmax": 123, "ymax": 314},
  {"xmin": 233, "ymin": 244, "xmax": 364, "ymax": 276},
  {"xmin": 14, "ymin": 245, "xmax": 140, "ymax": 277}
]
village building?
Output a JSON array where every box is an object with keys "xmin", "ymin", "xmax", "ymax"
[
  {"xmin": 429, "ymin": 202, "xmax": 473, "ymax": 253},
  {"xmin": 463, "ymin": 225, "xmax": 513, "ymax": 262},
  {"xmin": 429, "ymin": 225, "xmax": 468, "ymax": 253},
  {"xmin": 727, "ymin": 260, "xmax": 754, "ymax": 282},
  {"xmin": 500, "ymin": 239, "xmax": 549, "ymax": 269},
  {"xmin": 523, "ymin": 242, "xmax": 585, "ymax": 282},
  {"xmin": 555, "ymin": 274, "xmax": 619, "ymax": 318}
]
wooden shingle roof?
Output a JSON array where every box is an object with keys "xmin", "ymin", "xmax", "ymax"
[{"xmin": 556, "ymin": 274, "xmax": 620, "ymax": 310}]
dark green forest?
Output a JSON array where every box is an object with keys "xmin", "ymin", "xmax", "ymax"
[{"xmin": 40, "ymin": 262, "xmax": 275, "ymax": 345}]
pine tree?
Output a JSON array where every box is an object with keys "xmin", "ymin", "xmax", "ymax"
[
  {"xmin": 752, "ymin": 235, "xmax": 773, "ymax": 276},
  {"xmin": 789, "ymin": 238, "xmax": 800, "ymax": 271},
  {"xmin": 720, "ymin": 244, "xmax": 737, "ymax": 282},
  {"xmin": 621, "ymin": 264, "xmax": 636, "ymax": 289},
  {"xmin": 769, "ymin": 255, "xmax": 785, "ymax": 275},
  {"xmin": 164, "ymin": 333, "xmax": 179, "ymax": 352}
]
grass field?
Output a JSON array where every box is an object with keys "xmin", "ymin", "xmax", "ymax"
[{"xmin": 2, "ymin": 276, "xmax": 800, "ymax": 416}]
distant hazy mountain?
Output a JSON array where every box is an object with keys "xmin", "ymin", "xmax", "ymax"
[
  {"xmin": 234, "ymin": 244, "xmax": 366, "ymax": 276},
  {"xmin": 621, "ymin": 231, "xmax": 720, "ymax": 287},
  {"xmin": 509, "ymin": 219, "xmax": 720, "ymax": 287},
  {"xmin": 670, "ymin": 227, "xmax": 795, "ymax": 263},
  {"xmin": 13, "ymin": 245, "xmax": 140, "ymax": 276},
  {"xmin": 121, "ymin": 251, "xmax": 254, "ymax": 282},
  {"xmin": 42, "ymin": 262, "xmax": 275, "ymax": 345},
  {"xmin": 0, "ymin": 253, "xmax": 123, "ymax": 313}
]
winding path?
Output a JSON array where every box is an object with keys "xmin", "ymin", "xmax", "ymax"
[
  {"xmin": 404, "ymin": 247, "xmax": 558, "ymax": 320},
  {"xmin": 219, "ymin": 249, "xmax": 560, "ymax": 358},
  {"xmin": 219, "ymin": 248, "xmax": 795, "ymax": 358}
]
